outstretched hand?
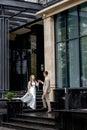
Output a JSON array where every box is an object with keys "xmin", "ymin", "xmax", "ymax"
[
  {"xmin": 38, "ymin": 80, "xmax": 43, "ymax": 84},
  {"xmin": 38, "ymin": 80, "xmax": 41, "ymax": 83}
]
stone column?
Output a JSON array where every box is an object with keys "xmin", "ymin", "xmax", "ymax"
[
  {"xmin": 43, "ymin": 16, "xmax": 55, "ymax": 101},
  {"xmin": 0, "ymin": 17, "xmax": 9, "ymax": 98}
]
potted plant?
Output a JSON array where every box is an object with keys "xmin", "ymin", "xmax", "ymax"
[
  {"xmin": 6, "ymin": 92, "xmax": 14, "ymax": 101},
  {"xmin": 5, "ymin": 92, "xmax": 23, "ymax": 119}
]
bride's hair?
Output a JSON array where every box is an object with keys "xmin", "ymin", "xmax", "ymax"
[{"xmin": 30, "ymin": 75, "xmax": 36, "ymax": 86}]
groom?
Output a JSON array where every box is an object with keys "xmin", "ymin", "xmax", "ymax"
[{"xmin": 38, "ymin": 71, "xmax": 51, "ymax": 113}]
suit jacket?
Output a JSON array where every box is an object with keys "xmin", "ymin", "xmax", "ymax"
[{"xmin": 43, "ymin": 77, "xmax": 50, "ymax": 94}]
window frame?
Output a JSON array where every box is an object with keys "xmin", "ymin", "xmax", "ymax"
[{"xmin": 55, "ymin": 2, "xmax": 87, "ymax": 88}]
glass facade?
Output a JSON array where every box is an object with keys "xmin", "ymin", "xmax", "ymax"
[
  {"xmin": 55, "ymin": 2, "xmax": 87, "ymax": 88},
  {"xmin": 56, "ymin": 42, "xmax": 67, "ymax": 88}
]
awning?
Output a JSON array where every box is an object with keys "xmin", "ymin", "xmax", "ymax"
[{"xmin": 0, "ymin": 0, "xmax": 43, "ymax": 31}]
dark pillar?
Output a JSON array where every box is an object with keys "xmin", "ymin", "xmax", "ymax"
[
  {"xmin": 0, "ymin": 16, "xmax": 9, "ymax": 97},
  {"xmin": 65, "ymin": 88, "xmax": 69, "ymax": 109},
  {"xmin": 31, "ymin": 24, "xmax": 44, "ymax": 81}
]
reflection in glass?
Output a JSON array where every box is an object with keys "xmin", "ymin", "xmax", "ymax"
[
  {"xmin": 69, "ymin": 39, "xmax": 80, "ymax": 88},
  {"xmin": 30, "ymin": 35, "xmax": 37, "ymax": 76},
  {"xmin": 55, "ymin": 14, "xmax": 66, "ymax": 42},
  {"xmin": 56, "ymin": 42, "xmax": 67, "ymax": 88},
  {"xmin": 55, "ymin": 2, "xmax": 87, "ymax": 89},
  {"xmin": 81, "ymin": 36, "xmax": 87, "ymax": 87},
  {"xmin": 80, "ymin": 3, "xmax": 87, "ymax": 36},
  {"xmin": 67, "ymin": 7, "xmax": 78, "ymax": 39},
  {"xmin": 16, "ymin": 50, "xmax": 27, "ymax": 75}
]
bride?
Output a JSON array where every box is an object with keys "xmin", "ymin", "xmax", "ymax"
[{"xmin": 20, "ymin": 75, "xmax": 38, "ymax": 110}]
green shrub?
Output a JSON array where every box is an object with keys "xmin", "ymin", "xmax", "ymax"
[{"xmin": 6, "ymin": 92, "xmax": 14, "ymax": 100}]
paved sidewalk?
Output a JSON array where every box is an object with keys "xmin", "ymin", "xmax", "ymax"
[{"xmin": 0, "ymin": 127, "xmax": 17, "ymax": 130}]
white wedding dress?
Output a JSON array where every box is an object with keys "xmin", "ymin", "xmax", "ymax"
[{"xmin": 21, "ymin": 81, "xmax": 37, "ymax": 110}]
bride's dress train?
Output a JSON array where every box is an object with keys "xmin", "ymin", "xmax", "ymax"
[{"xmin": 20, "ymin": 82, "xmax": 36, "ymax": 110}]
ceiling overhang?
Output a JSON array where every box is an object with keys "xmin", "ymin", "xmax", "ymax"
[
  {"xmin": 37, "ymin": 0, "xmax": 87, "ymax": 18},
  {"xmin": 0, "ymin": 0, "xmax": 43, "ymax": 31}
]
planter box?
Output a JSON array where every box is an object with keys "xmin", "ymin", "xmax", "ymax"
[{"xmin": 7, "ymin": 100, "xmax": 23, "ymax": 118}]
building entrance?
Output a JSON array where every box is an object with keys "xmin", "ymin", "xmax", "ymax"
[{"xmin": 10, "ymin": 25, "xmax": 44, "ymax": 91}]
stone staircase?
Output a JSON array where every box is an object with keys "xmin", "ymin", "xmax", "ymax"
[
  {"xmin": 1, "ymin": 112, "xmax": 57, "ymax": 130},
  {"xmin": 0, "ymin": 90, "xmax": 43, "ymax": 114},
  {"xmin": 1, "ymin": 90, "xmax": 58, "ymax": 130},
  {"xmin": 36, "ymin": 90, "xmax": 43, "ymax": 109}
]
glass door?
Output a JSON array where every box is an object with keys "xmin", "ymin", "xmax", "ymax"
[{"xmin": 10, "ymin": 35, "xmax": 37, "ymax": 91}]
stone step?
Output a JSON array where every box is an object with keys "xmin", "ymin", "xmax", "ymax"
[
  {"xmin": 17, "ymin": 113, "xmax": 55, "ymax": 122},
  {"xmin": 36, "ymin": 98, "xmax": 42, "ymax": 102},
  {"xmin": 13, "ymin": 90, "xmax": 43, "ymax": 98},
  {"xmin": 2, "ymin": 122, "xmax": 56, "ymax": 130},
  {"xmin": 36, "ymin": 91, "xmax": 43, "ymax": 93},
  {"xmin": 23, "ymin": 104, "xmax": 43, "ymax": 110},
  {"xmin": 23, "ymin": 108, "xmax": 45, "ymax": 113},
  {"xmin": 14, "ymin": 94, "xmax": 42, "ymax": 99},
  {"xmin": 10, "ymin": 117, "xmax": 55, "ymax": 128},
  {"xmin": 36, "ymin": 105, "xmax": 43, "ymax": 109},
  {"xmin": 36, "ymin": 97, "xmax": 42, "ymax": 99},
  {"xmin": 36, "ymin": 101, "xmax": 43, "ymax": 105},
  {"xmin": 36, "ymin": 95, "xmax": 42, "ymax": 98}
]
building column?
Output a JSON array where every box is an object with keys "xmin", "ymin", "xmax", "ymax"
[
  {"xmin": 43, "ymin": 16, "xmax": 55, "ymax": 101},
  {"xmin": 0, "ymin": 17, "xmax": 9, "ymax": 98}
]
